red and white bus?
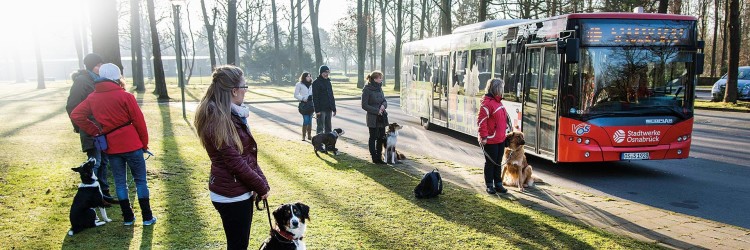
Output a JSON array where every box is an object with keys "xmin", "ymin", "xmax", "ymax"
[{"xmin": 400, "ymin": 13, "xmax": 704, "ymax": 162}]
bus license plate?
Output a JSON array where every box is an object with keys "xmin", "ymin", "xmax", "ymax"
[{"xmin": 622, "ymin": 152, "xmax": 649, "ymax": 160}]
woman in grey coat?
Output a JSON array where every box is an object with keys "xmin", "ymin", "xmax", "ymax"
[{"xmin": 361, "ymin": 70, "xmax": 388, "ymax": 164}]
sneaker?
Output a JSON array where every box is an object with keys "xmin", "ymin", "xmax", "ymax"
[
  {"xmin": 123, "ymin": 216, "xmax": 136, "ymax": 226},
  {"xmin": 143, "ymin": 217, "xmax": 157, "ymax": 226},
  {"xmin": 486, "ymin": 187, "xmax": 496, "ymax": 194}
]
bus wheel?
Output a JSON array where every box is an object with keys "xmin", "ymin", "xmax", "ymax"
[{"xmin": 421, "ymin": 118, "xmax": 432, "ymax": 130}]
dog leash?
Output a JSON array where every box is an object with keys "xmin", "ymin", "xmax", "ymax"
[{"xmin": 255, "ymin": 198, "xmax": 273, "ymax": 230}]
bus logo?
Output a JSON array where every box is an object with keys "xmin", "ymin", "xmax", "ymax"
[
  {"xmin": 613, "ymin": 130, "xmax": 626, "ymax": 143},
  {"xmin": 573, "ymin": 124, "xmax": 590, "ymax": 136}
]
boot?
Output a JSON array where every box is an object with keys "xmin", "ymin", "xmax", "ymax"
[
  {"xmin": 139, "ymin": 198, "xmax": 156, "ymax": 225},
  {"xmin": 306, "ymin": 125, "xmax": 313, "ymax": 140},
  {"xmin": 119, "ymin": 199, "xmax": 136, "ymax": 225},
  {"xmin": 302, "ymin": 125, "xmax": 307, "ymax": 141}
]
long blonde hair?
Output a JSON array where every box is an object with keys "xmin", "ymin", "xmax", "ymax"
[{"xmin": 194, "ymin": 65, "xmax": 245, "ymax": 152}]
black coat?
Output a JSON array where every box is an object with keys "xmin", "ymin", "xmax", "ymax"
[
  {"xmin": 66, "ymin": 70, "xmax": 97, "ymax": 152},
  {"xmin": 361, "ymin": 81, "xmax": 388, "ymax": 128},
  {"xmin": 312, "ymin": 76, "xmax": 336, "ymax": 113}
]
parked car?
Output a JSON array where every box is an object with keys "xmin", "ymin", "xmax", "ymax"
[{"xmin": 711, "ymin": 66, "xmax": 750, "ymax": 101}]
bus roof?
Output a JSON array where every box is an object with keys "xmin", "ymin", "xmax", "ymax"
[
  {"xmin": 565, "ymin": 12, "xmax": 697, "ymax": 21},
  {"xmin": 453, "ymin": 19, "xmax": 530, "ymax": 34}
]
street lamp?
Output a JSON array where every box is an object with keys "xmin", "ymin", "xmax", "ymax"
[{"xmin": 171, "ymin": 0, "xmax": 186, "ymax": 118}]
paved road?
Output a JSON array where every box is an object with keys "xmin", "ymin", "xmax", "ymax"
[
  {"xmin": 696, "ymin": 89, "xmax": 711, "ymax": 100},
  {"xmin": 235, "ymin": 98, "xmax": 750, "ymax": 229}
]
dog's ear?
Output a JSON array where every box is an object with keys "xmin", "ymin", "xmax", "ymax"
[
  {"xmin": 295, "ymin": 202, "xmax": 310, "ymax": 221},
  {"xmin": 272, "ymin": 205, "xmax": 286, "ymax": 228},
  {"xmin": 71, "ymin": 167, "xmax": 78, "ymax": 172}
]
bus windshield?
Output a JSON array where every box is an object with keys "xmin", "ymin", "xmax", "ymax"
[{"xmin": 579, "ymin": 47, "xmax": 694, "ymax": 120}]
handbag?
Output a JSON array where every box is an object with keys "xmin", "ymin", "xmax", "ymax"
[
  {"xmin": 298, "ymin": 96, "xmax": 314, "ymax": 115},
  {"xmin": 93, "ymin": 121, "xmax": 132, "ymax": 151}
]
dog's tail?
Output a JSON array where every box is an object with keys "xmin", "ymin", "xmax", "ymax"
[{"xmin": 397, "ymin": 152, "xmax": 406, "ymax": 160}]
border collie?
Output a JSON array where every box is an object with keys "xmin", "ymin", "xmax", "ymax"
[
  {"xmin": 68, "ymin": 158, "xmax": 115, "ymax": 236},
  {"xmin": 311, "ymin": 128, "xmax": 344, "ymax": 157},
  {"xmin": 384, "ymin": 123, "xmax": 406, "ymax": 164},
  {"xmin": 260, "ymin": 202, "xmax": 310, "ymax": 250}
]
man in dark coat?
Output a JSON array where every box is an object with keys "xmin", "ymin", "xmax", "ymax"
[
  {"xmin": 65, "ymin": 53, "xmax": 112, "ymax": 199},
  {"xmin": 312, "ymin": 65, "xmax": 337, "ymax": 134}
]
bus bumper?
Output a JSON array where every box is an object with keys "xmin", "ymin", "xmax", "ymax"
[{"xmin": 557, "ymin": 136, "xmax": 691, "ymax": 162}]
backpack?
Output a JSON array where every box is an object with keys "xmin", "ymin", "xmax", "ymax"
[{"xmin": 414, "ymin": 169, "xmax": 443, "ymax": 199}]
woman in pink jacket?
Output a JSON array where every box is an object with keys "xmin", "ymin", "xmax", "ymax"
[{"xmin": 477, "ymin": 79, "xmax": 509, "ymax": 194}]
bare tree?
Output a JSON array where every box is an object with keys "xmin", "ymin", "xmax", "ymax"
[
  {"xmin": 394, "ymin": 0, "xmax": 403, "ymax": 91},
  {"xmin": 724, "ymin": 0, "xmax": 740, "ymax": 103},
  {"xmin": 710, "ymin": 0, "xmax": 720, "ymax": 77},
  {"xmin": 33, "ymin": 26, "xmax": 45, "ymax": 89},
  {"xmin": 227, "ymin": 0, "xmax": 238, "ymax": 65},
  {"xmin": 309, "ymin": 0, "xmax": 324, "ymax": 67},
  {"xmin": 720, "ymin": 0, "xmax": 729, "ymax": 75},
  {"xmin": 439, "ymin": 0, "xmax": 451, "ymax": 35},
  {"xmin": 146, "ymin": 0, "xmax": 169, "ymax": 100},
  {"xmin": 479, "ymin": 0, "xmax": 488, "ymax": 21},
  {"xmin": 380, "ymin": 0, "xmax": 388, "ymax": 77},
  {"xmin": 297, "ymin": 0, "xmax": 304, "ymax": 73},
  {"xmin": 90, "ymin": 0, "xmax": 123, "ymax": 69},
  {"xmin": 271, "ymin": 0, "xmax": 281, "ymax": 82},
  {"xmin": 200, "ymin": 0, "xmax": 218, "ymax": 69},
  {"xmin": 72, "ymin": 15, "xmax": 84, "ymax": 69},
  {"xmin": 130, "ymin": 0, "xmax": 145, "ymax": 92},
  {"xmin": 357, "ymin": 0, "xmax": 368, "ymax": 88},
  {"xmin": 658, "ymin": 0, "xmax": 668, "ymax": 13}
]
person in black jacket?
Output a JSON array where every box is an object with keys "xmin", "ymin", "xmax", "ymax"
[
  {"xmin": 361, "ymin": 71, "xmax": 388, "ymax": 164},
  {"xmin": 312, "ymin": 65, "xmax": 337, "ymax": 134},
  {"xmin": 65, "ymin": 53, "xmax": 112, "ymax": 199}
]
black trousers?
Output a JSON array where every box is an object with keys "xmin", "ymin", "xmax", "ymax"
[
  {"xmin": 212, "ymin": 198, "xmax": 254, "ymax": 250},
  {"xmin": 482, "ymin": 143, "xmax": 505, "ymax": 188},
  {"xmin": 368, "ymin": 127, "xmax": 386, "ymax": 161}
]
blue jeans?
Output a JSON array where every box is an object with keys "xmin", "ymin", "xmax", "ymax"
[
  {"xmin": 302, "ymin": 114, "xmax": 312, "ymax": 125},
  {"xmin": 86, "ymin": 149, "xmax": 110, "ymax": 191},
  {"xmin": 109, "ymin": 149, "xmax": 150, "ymax": 201}
]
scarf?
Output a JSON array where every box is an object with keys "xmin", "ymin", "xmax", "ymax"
[
  {"xmin": 231, "ymin": 103, "xmax": 250, "ymax": 126},
  {"xmin": 303, "ymin": 80, "xmax": 312, "ymax": 88}
]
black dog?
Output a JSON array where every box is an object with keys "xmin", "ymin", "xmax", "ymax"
[
  {"xmin": 311, "ymin": 128, "xmax": 345, "ymax": 157},
  {"xmin": 68, "ymin": 158, "xmax": 115, "ymax": 236},
  {"xmin": 259, "ymin": 202, "xmax": 310, "ymax": 250}
]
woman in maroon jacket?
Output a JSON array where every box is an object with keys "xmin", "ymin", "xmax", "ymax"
[
  {"xmin": 477, "ymin": 79, "xmax": 509, "ymax": 194},
  {"xmin": 194, "ymin": 65, "xmax": 270, "ymax": 249},
  {"xmin": 71, "ymin": 63, "xmax": 156, "ymax": 226}
]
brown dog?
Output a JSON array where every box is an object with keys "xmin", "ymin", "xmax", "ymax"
[{"xmin": 501, "ymin": 131, "xmax": 539, "ymax": 192}]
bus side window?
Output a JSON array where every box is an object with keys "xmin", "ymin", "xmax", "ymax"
[
  {"xmin": 412, "ymin": 55, "xmax": 420, "ymax": 81},
  {"xmin": 494, "ymin": 47, "xmax": 505, "ymax": 81},
  {"xmin": 453, "ymin": 51, "xmax": 467, "ymax": 94}
]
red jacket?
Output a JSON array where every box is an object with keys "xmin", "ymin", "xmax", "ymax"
[
  {"xmin": 477, "ymin": 94, "xmax": 508, "ymax": 145},
  {"xmin": 70, "ymin": 81, "xmax": 149, "ymax": 154},
  {"xmin": 204, "ymin": 114, "xmax": 270, "ymax": 197}
]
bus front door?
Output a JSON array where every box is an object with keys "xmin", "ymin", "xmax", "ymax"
[
  {"xmin": 522, "ymin": 45, "xmax": 559, "ymax": 158},
  {"xmin": 432, "ymin": 55, "xmax": 449, "ymax": 124}
]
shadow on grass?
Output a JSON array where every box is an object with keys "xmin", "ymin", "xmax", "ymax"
[
  {"xmin": 61, "ymin": 224, "xmax": 135, "ymax": 249},
  {"xmin": 156, "ymin": 104, "xmax": 211, "ymax": 248},
  {"xmin": 0, "ymin": 106, "xmax": 67, "ymax": 138}
]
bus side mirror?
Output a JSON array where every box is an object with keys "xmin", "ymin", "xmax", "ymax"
[
  {"xmin": 696, "ymin": 53, "xmax": 705, "ymax": 75},
  {"xmin": 565, "ymin": 38, "xmax": 579, "ymax": 64}
]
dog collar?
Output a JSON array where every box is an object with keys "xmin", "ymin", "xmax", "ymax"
[{"xmin": 274, "ymin": 228, "xmax": 303, "ymax": 241}]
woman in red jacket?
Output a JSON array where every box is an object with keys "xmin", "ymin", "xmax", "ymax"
[
  {"xmin": 477, "ymin": 79, "xmax": 509, "ymax": 194},
  {"xmin": 71, "ymin": 63, "xmax": 155, "ymax": 225},
  {"xmin": 194, "ymin": 65, "xmax": 270, "ymax": 249}
]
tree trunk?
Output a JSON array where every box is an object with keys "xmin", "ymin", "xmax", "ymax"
[
  {"xmin": 478, "ymin": 0, "xmax": 487, "ymax": 22},
  {"xmin": 409, "ymin": 0, "xmax": 414, "ymax": 41},
  {"xmin": 90, "ymin": 0, "xmax": 122, "ymax": 69},
  {"xmin": 289, "ymin": 0, "xmax": 297, "ymax": 81},
  {"xmin": 394, "ymin": 0, "xmax": 403, "ymax": 91},
  {"xmin": 724, "ymin": 0, "xmax": 740, "ymax": 103},
  {"xmin": 297, "ymin": 0, "xmax": 303, "ymax": 73},
  {"xmin": 226, "ymin": 0, "xmax": 238, "ymax": 65},
  {"xmin": 72, "ymin": 17, "xmax": 84, "ymax": 69},
  {"xmin": 658, "ymin": 0, "xmax": 669, "ymax": 13},
  {"xmin": 670, "ymin": 0, "xmax": 682, "ymax": 14},
  {"xmin": 380, "ymin": 0, "xmax": 387, "ymax": 77},
  {"xmin": 710, "ymin": 0, "xmax": 720, "ymax": 77},
  {"xmin": 368, "ymin": 0, "xmax": 375, "ymax": 72},
  {"xmin": 309, "ymin": 0, "xmax": 324, "ymax": 67},
  {"xmin": 357, "ymin": 0, "xmax": 367, "ymax": 88},
  {"xmin": 130, "ymin": 0, "xmax": 145, "ymax": 92},
  {"xmin": 201, "ymin": 0, "xmax": 217, "ymax": 69},
  {"xmin": 34, "ymin": 27, "xmax": 45, "ymax": 89},
  {"xmin": 720, "ymin": 0, "xmax": 729, "ymax": 75},
  {"xmin": 440, "ymin": 0, "xmax": 451, "ymax": 35},
  {"xmin": 146, "ymin": 0, "xmax": 169, "ymax": 100},
  {"xmin": 420, "ymin": 0, "xmax": 427, "ymax": 39},
  {"xmin": 271, "ymin": 0, "xmax": 281, "ymax": 82},
  {"xmin": 81, "ymin": 15, "xmax": 89, "ymax": 55}
]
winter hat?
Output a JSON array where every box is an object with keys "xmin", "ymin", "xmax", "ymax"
[
  {"xmin": 319, "ymin": 65, "xmax": 330, "ymax": 75},
  {"xmin": 98, "ymin": 63, "xmax": 121, "ymax": 81},
  {"xmin": 83, "ymin": 53, "xmax": 104, "ymax": 71}
]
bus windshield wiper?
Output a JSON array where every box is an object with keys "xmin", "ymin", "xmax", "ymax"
[{"xmin": 631, "ymin": 105, "xmax": 687, "ymax": 119}]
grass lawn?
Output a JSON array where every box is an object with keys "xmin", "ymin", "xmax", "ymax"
[
  {"xmin": 127, "ymin": 76, "xmax": 399, "ymax": 104},
  {"xmin": 694, "ymin": 99, "xmax": 750, "ymax": 112},
  {"xmin": 0, "ymin": 81, "xmax": 660, "ymax": 249}
]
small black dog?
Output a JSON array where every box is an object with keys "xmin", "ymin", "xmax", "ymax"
[
  {"xmin": 68, "ymin": 158, "xmax": 115, "ymax": 236},
  {"xmin": 259, "ymin": 202, "xmax": 310, "ymax": 250},
  {"xmin": 311, "ymin": 128, "xmax": 345, "ymax": 157}
]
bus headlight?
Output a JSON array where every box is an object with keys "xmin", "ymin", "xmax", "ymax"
[
  {"xmin": 577, "ymin": 138, "xmax": 582, "ymax": 144},
  {"xmin": 584, "ymin": 152, "xmax": 590, "ymax": 158},
  {"xmin": 677, "ymin": 137, "xmax": 683, "ymax": 142},
  {"xmin": 584, "ymin": 139, "xmax": 590, "ymax": 145}
]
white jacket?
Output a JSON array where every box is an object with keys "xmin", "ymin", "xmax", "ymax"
[{"xmin": 294, "ymin": 82, "xmax": 313, "ymax": 102}]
